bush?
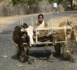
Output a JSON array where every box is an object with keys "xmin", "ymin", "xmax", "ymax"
[
  {"xmin": 12, "ymin": 0, "xmax": 37, "ymax": 5},
  {"xmin": 48, "ymin": 0, "xmax": 62, "ymax": 4},
  {"xmin": 12, "ymin": 0, "xmax": 19, "ymax": 5},
  {"xmin": 22, "ymin": 0, "xmax": 36, "ymax": 5}
]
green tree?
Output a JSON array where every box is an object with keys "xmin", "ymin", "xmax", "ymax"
[
  {"xmin": 48, "ymin": 0, "xmax": 62, "ymax": 4},
  {"xmin": 12, "ymin": 0, "xmax": 19, "ymax": 5},
  {"xmin": 70, "ymin": 0, "xmax": 73, "ymax": 10},
  {"xmin": 22, "ymin": 0, "xmax": 36, "ymax": 5},
  {"xmin": 12, "ymin": 0, "xmax": 37, "ymax": 5}
]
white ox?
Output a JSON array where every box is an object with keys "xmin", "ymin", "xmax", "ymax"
[
  {"xmin": 21, "ymin": 21, "xmax": 48, "ymax": 46},
  {"xmin": 21, "ymin": 26, "xmax": 34, "ymax": 46}
]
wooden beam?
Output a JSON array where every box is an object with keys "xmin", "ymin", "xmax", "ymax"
[
  {"xmin": 20, "ymin": 18, "xmax": 23, "ymax": 25},
  {"xmin": 35, "ymin": 41, "xmax": 70, "ymax": 45},
  {"xmin": 35, "ymin": 26, "xmax": 72, "ymax": 31},
  {"xmin": 31, "ymin": 17, "xmax": 34, "ymax": 27},
  {"xmin": 36, "ymin": 30, "xmax": 38, "ymax": 43}
]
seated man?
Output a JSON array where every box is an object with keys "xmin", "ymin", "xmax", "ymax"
[{"xmin": 36, "ymin": 14, "xmax": 48, "ymax": 36}]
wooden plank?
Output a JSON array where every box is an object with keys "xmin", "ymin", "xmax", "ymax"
[
  {"xmin": 31, "ymin": 17, "xmax": 34, "ymax": 27},
  {"xmin": 35, "ymin": 27, "xmax": 72, "ymax": 31},
  {"xmin": 64, "ymin": 26, "xmax": 68, "ymax": 44},
  {"xmin": 35, "ymin": 41, "xmax": 70, "ymax": 45},
  {"xmin": 36, "ymin": 30, "xmax": 38, "ymax": 43},
  {"xmin": 21, "ymin": 26, "xmax": 72, "ymax": 32}
]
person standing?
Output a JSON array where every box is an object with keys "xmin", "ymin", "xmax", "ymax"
[{"xmin": 53, "ymin": 2, "xmax": 58, "ymax": 13}]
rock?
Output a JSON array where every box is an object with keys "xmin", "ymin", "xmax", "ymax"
[
  {"xmin": 19, "ymin": 64, "xmax": 22, "ymax": 67},
  {"xmin": 3, "ymin": 55, "xmax": 8, "ymax": 58},
  {"xmin": 17, "ymin": 63, "xmax": 23, "ymax": 67}
]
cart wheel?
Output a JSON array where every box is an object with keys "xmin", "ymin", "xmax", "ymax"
[{"xmin": 54, "ymin": 43, "xmax": 61, "ymax": 55}]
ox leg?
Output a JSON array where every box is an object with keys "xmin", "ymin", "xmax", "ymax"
[
  {"xmin": 62, "ymin": 43, "xmax": 74, "ymax": 62},
  {"xmin": 62, "ymin": 43, "xmax": 69, "ymax": 60},
  {"xmin": 26, "ymin": 48, "xmax": 33, "ymax": 64},
  {"xmin": 16, "ymin": 44, "xmax": 21, "ymax": 56},
  {"xmin": 54, "ymin": 43, "xmax": 61, "ymax": 56},
  {"xmin": 17, "ymin": 43, "xmax": 26, "ymax": 62},
  {"xmin": 26, "ymin": 48, "xmax": 29, "ymax": 61}
]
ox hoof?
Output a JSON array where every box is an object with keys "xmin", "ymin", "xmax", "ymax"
[
  {"xmin": 20, "ymin": 55, "xmax": 26, "ymax": 63},
  {"xmin": 27, "ymin": 60, "xmax": 32, "ymax": 64},
  {"xmin": 63, "ymin": 53, "xmax": 74, "ymax": 62},
  {"xmin": 19, "ymin": 51, "xmax": 29, "ymax": 63}
]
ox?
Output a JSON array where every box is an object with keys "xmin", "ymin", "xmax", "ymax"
[
  {"xmin": 12, "ymin": 23, "xmax": 53, "ymax": 62},
  {"xmin": 12, "ymin": 23, "xmax": 31, "ymax": 62},
  {"xmin": 54, "ymin": 21, "xmax": 77, "ymax": 61}
]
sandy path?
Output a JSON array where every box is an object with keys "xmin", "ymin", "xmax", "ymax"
[
  {"xmin": 0, "ymin": 12, "xmax": 51, "ymax": 32},
  {"xmin": 0, "ymin": 14, "xmax": 77, "ymax": 33}
]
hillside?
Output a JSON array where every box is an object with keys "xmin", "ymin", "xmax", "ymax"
[{"xmin": 0, "ymin": 0, "xmax": 77, "ymax": 16}]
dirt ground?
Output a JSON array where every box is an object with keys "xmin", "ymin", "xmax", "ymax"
[
  {"xmin": 0, "ymin": 14, "xmax": 77, "ymax": 33},
  {"xmin": 1, "ymin": 13, "xmax": 77, "ymax": 70},
  {"xmin": 0, "ymin": 12, "xmax": 52, "ymax": 31}
]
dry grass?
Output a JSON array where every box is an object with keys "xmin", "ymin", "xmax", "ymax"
[{"xmin": 48, "ymin": 14, "xmax": 77, "ymax": 27}]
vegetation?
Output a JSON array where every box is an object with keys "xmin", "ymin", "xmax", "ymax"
[
  {"xmin": 12, "ymin": 0, "xmax": 19, "ymax": 5},
  {"xmin": 12, "ymin": 0, "xmax": 37, "ymax": 5},
  {"xmin": 12, "ymin": 0, "xmax": 73, "ymax": 10},
  {"xmin": 22, "ymin": 0, "xmax": 36, "ymax": 5},
  {"xmin": 47, "ymin": 0, "xmax": 62, "ymax": 4}
]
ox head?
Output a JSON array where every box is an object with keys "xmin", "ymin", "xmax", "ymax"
[
  {"xmin": 67, "ymin": 20, "xmax": 73, "ymax": 27},
  {"xmin": 21, "ymin": 23, "xmax": 28, "ymax": 29},
  {"xmin": 21, "ymin": 26, "xmax": 34, "ymax": 47},
  {"xmin": 25, "ymin": 26, "xmax": 34, "ymax": 46},
  {"xmin": 67, "ymin": 20, "xmax": 77, "ymax": 41},
  {"xmin": 72, "ymin": 25, "xmax": 77, "ymax": 41},
  {"xmin": 66, "ymin": 20, "xmax": 77, "ymax": 41},
  {"xmin": 58, "ymin": 21, "xmax": 77, "ymax": 41}
]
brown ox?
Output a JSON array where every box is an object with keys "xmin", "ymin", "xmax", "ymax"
[
  {"xmin": 54, "ymin": 21, "xmax": 77, "ymax": 61},
  {"xmin": 12, "ymin": 23, "xmax": 30, "ymax": 62}
]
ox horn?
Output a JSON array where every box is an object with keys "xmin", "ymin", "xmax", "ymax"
[
  {"xmin": 67, "ymin": 20, "xmax": 73, "ymax": 28},
  {"xmin": 31, "ymin": 17, "xmax": 34, "ymax": 27}
]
